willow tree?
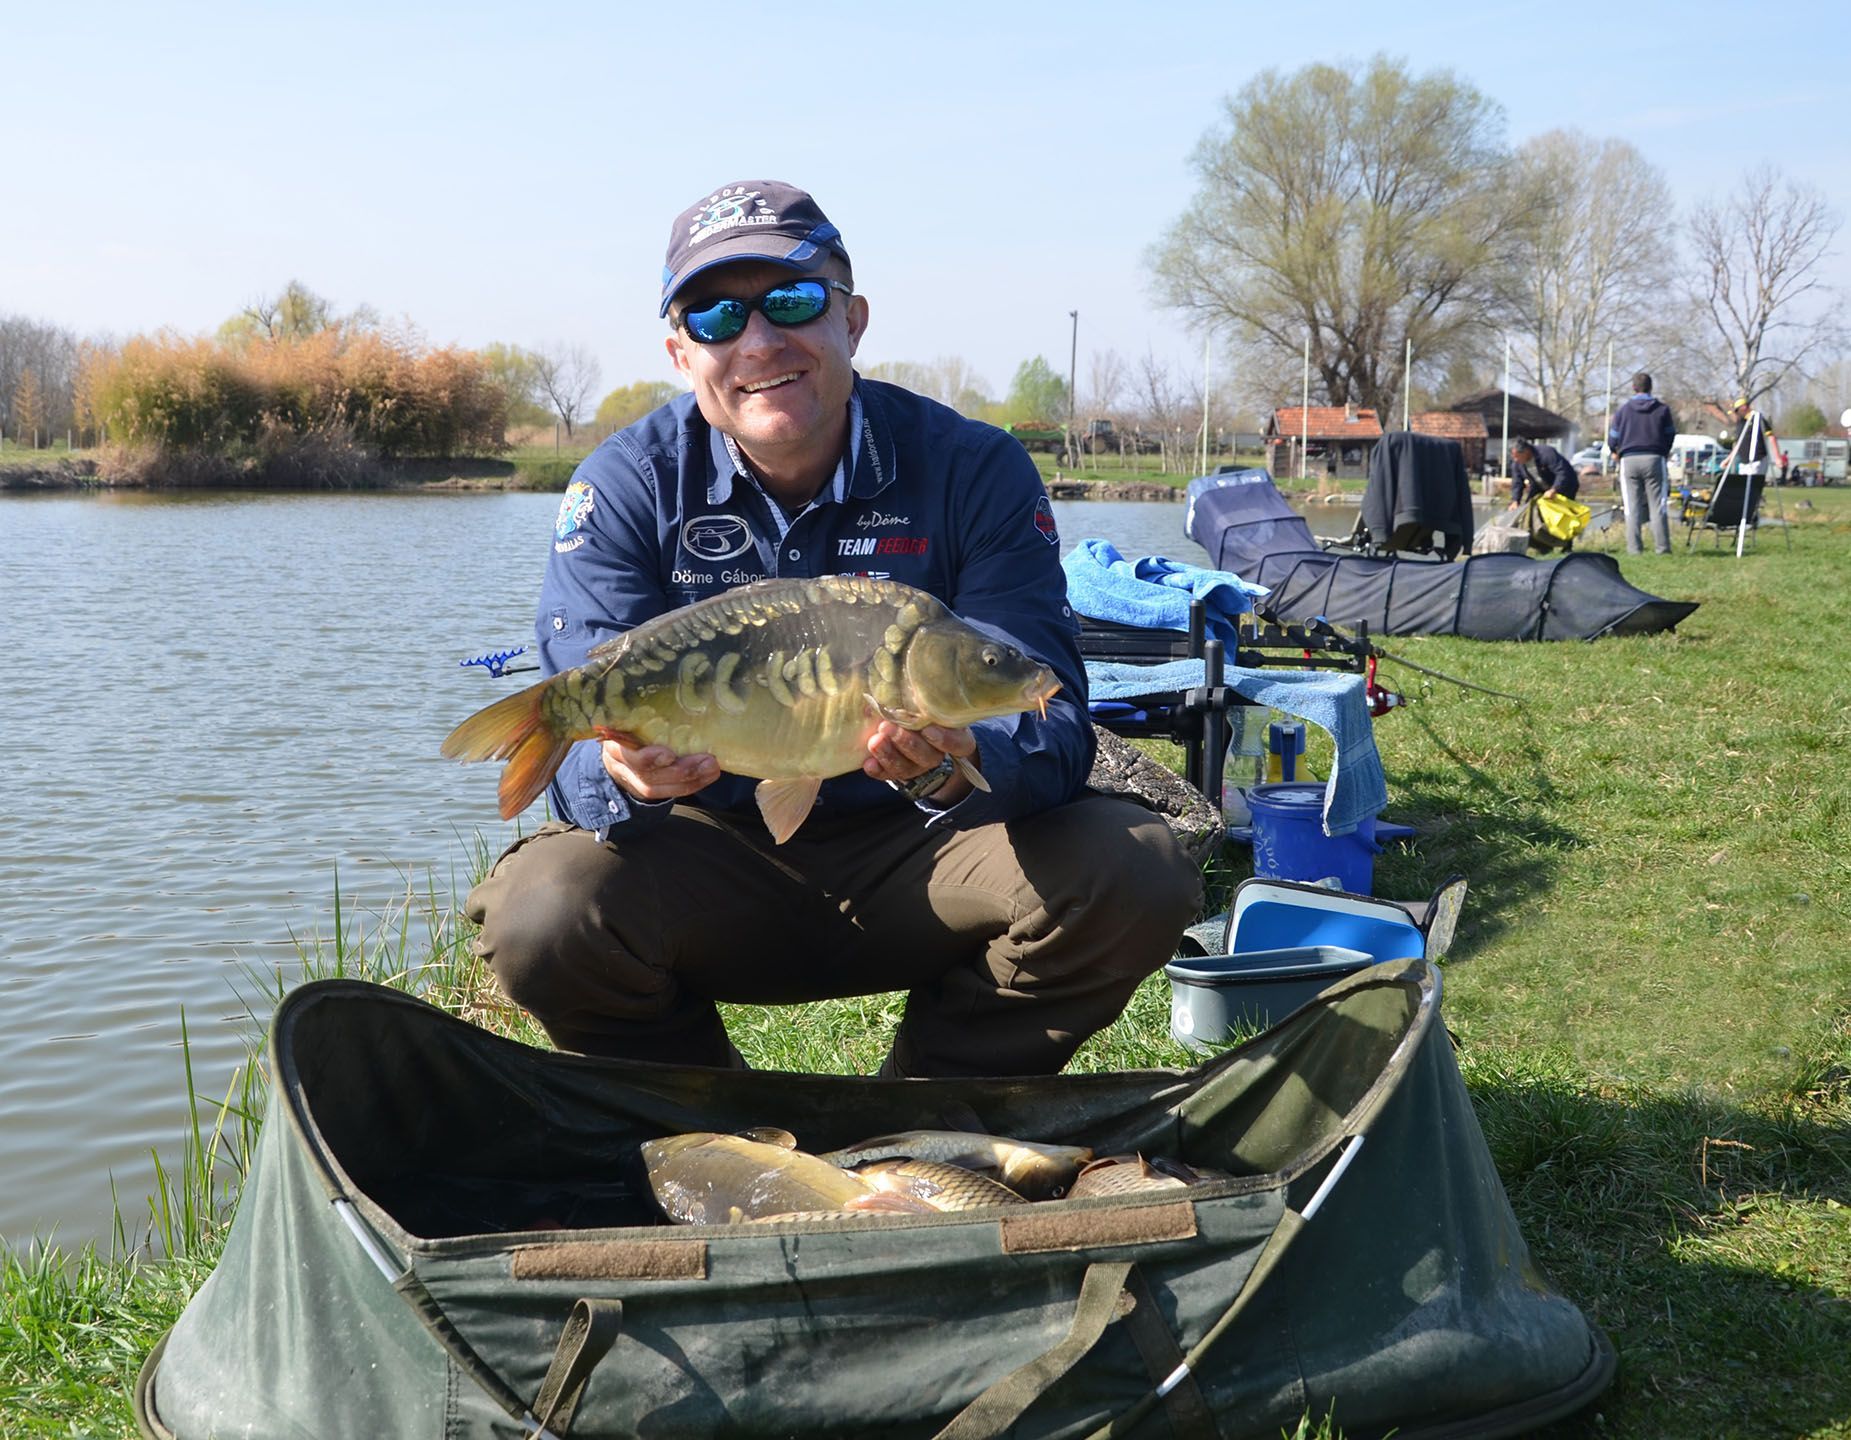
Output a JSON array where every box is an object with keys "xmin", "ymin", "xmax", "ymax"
[{"xmin": 1150, "ymin": 55, "xmax": 1518, "ymax": 417}]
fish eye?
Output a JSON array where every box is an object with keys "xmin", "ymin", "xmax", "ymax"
[{"xmin": 980, "ymin": 646, "xmax": 1001, "ymax": 668}]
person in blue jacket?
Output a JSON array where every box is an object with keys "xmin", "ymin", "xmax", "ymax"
[
  {"xmin": 1607, "ymin": 372, "xmax": 1677, "ymax": 555},
  {"xmin": 464, "ymin": 180, "xmax": 1201, "ymax": 1076},
  {"xmin": 1507, "ymin": 439, "xmax": 1580, "ymax": 505}
]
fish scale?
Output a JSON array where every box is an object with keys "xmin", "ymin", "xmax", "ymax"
[{"xmin": 442, "ymin": 576, "xmax": 1060, "ymax": 843}]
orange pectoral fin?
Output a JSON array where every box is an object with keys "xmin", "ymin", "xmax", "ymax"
[{"xmin": 754, "ymin": 776, "xmax": 824, "ymax": 845}]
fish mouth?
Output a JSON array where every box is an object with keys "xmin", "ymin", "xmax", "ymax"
[{"xmin": 1031, "ymin": 679, "xmax": 1061, "ymax": 719}]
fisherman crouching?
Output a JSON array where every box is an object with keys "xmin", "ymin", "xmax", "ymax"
[{"xmin": 464, "ymin": 180, "xmax": 1202, "ymax": 1077}]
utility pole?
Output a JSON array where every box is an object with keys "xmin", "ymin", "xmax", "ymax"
[
  {"xmin": 1300, "ymin": 333, "xmax": 1310, "ymax": 482},
  {"xmin": 1200, "ymin": 332, "xmax": 1212, "ymax": 476},
  {"xmin": 1067, "ymin": 310, "xmax": 1078, "ymax": 470},
  {"xmin": 1501, "ymin": 337, "xmax": 1512, "ymax": 489},
  {"xmin": 1603, "ymin": 341, "xmax": 1614, "ymax": 476},
  {"xmin": 1403, "ymin": 337, "xmax": 1413, "ymax": 431}
]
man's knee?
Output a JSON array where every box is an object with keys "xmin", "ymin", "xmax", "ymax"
[
  {"xmin": 1037, "ymin": 797, "xmax": 1204, "ymax": 959},
  {"xmin": 466, "ymin": 828, "xmax": 623, "ymax": 1017}
]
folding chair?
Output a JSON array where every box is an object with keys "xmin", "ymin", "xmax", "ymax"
[
  {"xmin": 1682, "ymin": 472, "xmax": 1790, "ymax": 551},
  {"xmin": 1077, "ymin": 600, "xmax": 1369, "ymax": 811}
]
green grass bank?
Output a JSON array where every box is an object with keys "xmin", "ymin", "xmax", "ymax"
[{"xmin": 2, "ymin": 493, "xmax": 1848, "ymax": 1437}]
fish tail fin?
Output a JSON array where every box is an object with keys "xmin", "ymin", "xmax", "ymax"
[{"xmin": 441, "ymin": 681, "xmax": 574, "ymax": 820}]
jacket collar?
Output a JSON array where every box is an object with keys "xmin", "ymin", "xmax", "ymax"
[{"xmin": 702, "ymin": 381, "xmax": 887, "ymax": 506}]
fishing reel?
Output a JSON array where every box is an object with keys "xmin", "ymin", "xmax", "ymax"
[{"xmin": 1364, "ymin": 654, "xmax": 1408, "ymax": 717}]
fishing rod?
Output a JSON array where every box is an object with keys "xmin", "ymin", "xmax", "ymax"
[{"xmin": 1290, "ymin": 615, "xmax": 1527, "ymax": 703}]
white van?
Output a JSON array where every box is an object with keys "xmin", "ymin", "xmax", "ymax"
[{"xmin": 1668, "ymin": 433, "xmax": 1723, "ymax": 482}]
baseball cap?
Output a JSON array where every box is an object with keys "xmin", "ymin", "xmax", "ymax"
[
  {"xmin": 660, "ymin": 181, "xmax": 851, "ymax": 317},
  {"xmin": 1732, "ymin": 395, "xmax": 1751, "ymax": 410}
]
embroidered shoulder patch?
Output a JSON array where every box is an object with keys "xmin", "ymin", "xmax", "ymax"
[
  {"xmin": 1033, "ymin": 494, "xmax": 1059, "ymax": 545},
  {"xmin": 556, "ymin": 481, "xmax": 595, "ymax": 542}
]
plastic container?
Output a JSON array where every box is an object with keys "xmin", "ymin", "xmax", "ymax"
[
  {"xmin": 1246, "ymin": 781, "xmax": 1381, "ymax": 895},
  {"xmin": 1166, "ymin": 946, "xmax": 1375, "ymax": 1048}
]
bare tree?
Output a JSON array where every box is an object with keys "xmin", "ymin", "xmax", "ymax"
[
  {"xmin": 531, "ymin": 342, "xmax": 603, "ymax": 437},
  {"xmin": 1506, "ymin": 131, "xmax": 1673, "ymax": 425},
  {"xmin": 1129, "ymin": 350, "xmax": 1200, "ymax": 475},
  {"xmin": 1686, "ymin": 165, "xmax": 1844, "ymax": 408},
  {"xmin": 0, "ymin": 313, "xmax": 81, "ymax": 441},
  {"xmin": 862, "ymin": 356, "xmax": 994, "ymax": 414},
  {"xmin": 1150, "ymin": 55, "xmax": 1521, "ymax": 419}
]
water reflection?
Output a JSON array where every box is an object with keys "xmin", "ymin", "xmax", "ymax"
[{"xmin": 0, "ymin": 487, "xmax": 1369, "ymax": 1248}]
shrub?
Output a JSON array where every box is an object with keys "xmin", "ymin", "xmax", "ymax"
[{"xmin": 87, "ymin": 329, "xmax": 509, "ymax": 468}]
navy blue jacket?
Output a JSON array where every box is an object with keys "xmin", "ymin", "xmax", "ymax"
[
  {"xmin": 1607, "ymin": 393, "xmax": 1675, "ymax": 457},
  {"xmin": 1510, "ymin": 443, "xmax": 1579, "ymax": 502},
  {"xmin": 532, "ymin": 377, "xmax": 1091, "ymax": 838}
]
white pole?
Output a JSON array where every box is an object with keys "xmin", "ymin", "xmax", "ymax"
[
  {"xmin": 1403, "ymin": 337, "xmax": 1412, "ymax": 431},
  {"xmin": 1737, "ymin": 409, "xmax": 1758, "ymax": 557},
  {"xmin": 1201, "ymin": 332, "xmax": 1211, "ymax": 476},
  {"xmin": 1300, "ymin": 333, "xmax": 1310, "ymax": 482},
  {"xmin": 1500, "ymin": 337, "xmax": 1512, "ymax": 488},
  {"xmin": 1604, "ymin": 341, "xmax": 1614, "ymax": 476}
]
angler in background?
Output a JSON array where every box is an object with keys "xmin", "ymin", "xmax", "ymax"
[
  {"xmin": 1607, "ymin": 371, "xmax": 1677, "ymax": 556},
  {"xmin": 463, "ymin": 179, "xmax": 1201, "ymax": 1077},
  {"xmin": 1726, "ymin": 394, "xmax": 1786, "ymax": 488},
  {"xmin": 1507, "ymin": 438, "xmax": 1581, "ymax": 508}
]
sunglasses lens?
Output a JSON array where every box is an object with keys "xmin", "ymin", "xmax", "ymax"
[
  {"xmin": 681, "ymin": 280, "xmax": 837, "ymax": 344},
  {"xmin": 760, "ymin": 281, "xmax": 830, "ymax": 327},
  {"xmin": 682, "ymin": 298, "xmax": 748, "ymax": 344}
]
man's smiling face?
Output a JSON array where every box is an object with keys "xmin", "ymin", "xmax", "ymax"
[{"xmin": 665, "ymin": 258, "xmax": 867, "ymax": 486}]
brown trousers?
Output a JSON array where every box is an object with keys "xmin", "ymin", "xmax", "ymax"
[{"xmin": 464, "ymin": 794, "xmax": 1201, "ymax": 1077}]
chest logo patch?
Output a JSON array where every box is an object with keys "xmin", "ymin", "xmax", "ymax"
[{"xmin": 682, "ymin": 514, "xmax": 755, "ymax": 561}]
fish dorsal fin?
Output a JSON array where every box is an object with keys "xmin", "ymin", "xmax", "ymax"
[
  {"xmin": 755, "ymin": 776, "xmax": 823, "ymax": 845},
  {"xmin": 737, "ymin": 1127, "xmax": 798, "ymax": 1149}
]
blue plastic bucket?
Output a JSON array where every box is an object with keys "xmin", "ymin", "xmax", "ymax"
[{"xmin": 1245, "ymin": 782, "xmax": 1381, "ymax": 895}]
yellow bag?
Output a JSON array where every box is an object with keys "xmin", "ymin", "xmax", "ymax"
[{"xmin": 1535, "ymin": 493, "xmax": 1593, "ymax": 541}]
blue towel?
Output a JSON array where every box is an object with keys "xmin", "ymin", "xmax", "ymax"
[
  {"xmin": 1062, "ymin": 539, "xmax": 1268, "ymax": 645},
  {"xmin": 1084, "ymin": 659, "xmax": 1388, "ymax": 838}
]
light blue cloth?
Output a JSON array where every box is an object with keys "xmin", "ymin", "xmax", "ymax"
[
  {"xmin": 1062, "ymin": 538, "xmax": 1269, "ymax": 645},
  {"xmin": 1084, "ymin": 659, "xmax": 1388, "ymax": 837}
]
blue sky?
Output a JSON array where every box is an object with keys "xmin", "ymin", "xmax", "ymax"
[{"xmin": 6, "ymin": 0, "xmax": 1846, "ymax": 413}]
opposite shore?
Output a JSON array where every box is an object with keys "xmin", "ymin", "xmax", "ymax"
[{"xmin": 0, "ymin": 453, "xmax": 1206, "ymax": 503}]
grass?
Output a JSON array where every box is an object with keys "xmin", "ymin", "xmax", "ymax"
[{"xmin": 4, "ymin": 492, "xmax": 1849, "ymax": 1437}]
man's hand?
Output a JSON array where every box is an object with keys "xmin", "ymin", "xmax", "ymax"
[
  {"xmin": 600, "ymin": 735, "xmax": 720, "ymax": 802},
  {"xmin": 864, "ymin": 721, "xmax": 979, "ymax": 805}
]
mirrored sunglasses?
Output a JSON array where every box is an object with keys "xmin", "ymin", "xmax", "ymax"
[{"xmin": 677, "ymin": 279, "xmax": 853, "ymax": 345}]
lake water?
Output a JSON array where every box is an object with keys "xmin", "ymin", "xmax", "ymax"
[{"xmin": 0, "ymin": 486, "xmax": 1358, "ymax": 1250}]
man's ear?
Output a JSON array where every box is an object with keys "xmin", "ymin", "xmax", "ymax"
[
  {"xmin": 845, "ymin": 294, "xmax": 870, "ymax": 358},
  {"xmin": 665, "ymin": 329, "xmax": 692, "ymax": 378}
]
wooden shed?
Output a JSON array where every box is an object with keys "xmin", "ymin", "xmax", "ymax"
[
  {"xmin": 1446, "ymin": 390, "xmax": 1575, "ymax": 455},
  {"xmin": 1265, "ymin": 403, "xmax": 1382, "ymax": 481}
]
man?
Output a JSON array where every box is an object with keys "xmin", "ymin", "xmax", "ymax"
[
  {"xmin": 1726, "ymin": 395, "xmax": 1786, "ymax": 488},
  {"xmin": 1507, "ymin": 439, "xmax": 1580, "ymax": 506},
  {"xmin": 464, "ymin": 180, "xmax": 1202, "ymax": 1077},
  {"xmin": 1607, "ymin": 372, "xmax": 1677, "ymax": 555}
]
